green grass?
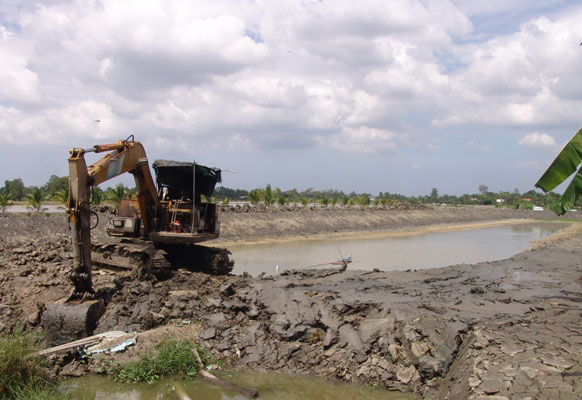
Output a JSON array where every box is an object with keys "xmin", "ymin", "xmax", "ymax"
[
  {"xmin": 106, "ymin": 338, "xmax": 213, "ymax": 384},
  {"xmin": 0, "ymin": 329, "xmax": 64, "ymax": 400}
]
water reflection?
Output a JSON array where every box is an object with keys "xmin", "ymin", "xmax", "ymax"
[
  {"xmin": 228, "ymin": 222, "xmax": 566, "ymax": 276},
  {"xmin": 64, "ymin": 370, "xmax": 413, "ymax": 399}
]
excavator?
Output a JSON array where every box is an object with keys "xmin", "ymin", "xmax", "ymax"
[{"xmin": 42, "ymin": 136, "xmax": 233, "ymax": 343}]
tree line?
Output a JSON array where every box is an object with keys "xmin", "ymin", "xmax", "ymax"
[
  {"xmin": 215, "ymin": 183, "xmax": 567, "ymax": 210},
  {"xmin": 0, "ymin": 176, "xmax": 136, "ymax": 214},
  {"xmin": 0, "ymin": 175, "xmax": 575, "ymax": 215}
]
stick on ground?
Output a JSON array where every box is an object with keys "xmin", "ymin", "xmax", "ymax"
[{"xmin": 192, "ymin": 347, "xmax": 259, "ymax": 398}]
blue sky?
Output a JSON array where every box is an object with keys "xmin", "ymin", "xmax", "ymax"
[{"xmin": 0, "ymin": 0, "xmax": 581, "ymax": 196}]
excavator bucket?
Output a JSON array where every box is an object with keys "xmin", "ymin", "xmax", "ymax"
[{"xmin": 42, "ymin": 299, "xmax": 105, "ymax": 345}]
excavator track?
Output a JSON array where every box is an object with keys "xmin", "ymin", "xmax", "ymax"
[{"xmin": 91, "ymin": 239, "xmax": 234, "ymax": 278}]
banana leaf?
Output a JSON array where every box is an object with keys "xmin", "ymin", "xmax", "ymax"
[{"xmin": 535, "ymin": 127, "xmax": 582, "ymax": 215}]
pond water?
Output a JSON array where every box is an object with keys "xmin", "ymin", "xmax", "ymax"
[
  {"xmin": 63, "ymin": 370, "xmax": 414, "ymax": 399},
  {"xmin": 228, "ymin": 222, "xmax": 566, "ymax": 276}
]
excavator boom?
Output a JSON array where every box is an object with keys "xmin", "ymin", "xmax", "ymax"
[{"xmin": 66, "ymin": 137, "xmax": 161, "ymax": 299}]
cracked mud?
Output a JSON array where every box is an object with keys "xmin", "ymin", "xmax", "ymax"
[{"xmin": 0, "ymin": 208, "xmax": 580, "ymax": 399}]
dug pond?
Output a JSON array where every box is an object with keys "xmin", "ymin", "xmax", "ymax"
[{"xmin": 228, "ymin": 221, "xmax": 566, "ymax": 275}]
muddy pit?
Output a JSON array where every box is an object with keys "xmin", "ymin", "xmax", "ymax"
[{"xmin": 0, "ymin": 208, "xmax": 581, "ymax": 399}]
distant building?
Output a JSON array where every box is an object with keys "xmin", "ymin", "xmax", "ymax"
[{"xmin": 496, "ymin": 199, "xmax": 505, "ymax": 204}]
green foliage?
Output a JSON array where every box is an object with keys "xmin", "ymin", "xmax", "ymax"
[
  {"xmin": 53, "ymin": 188, "xmax": 68, "ymax": 205},
  {"xmin": 0, "ymin": 329, "xmax": 64, "ymax": 399},
  {"xmin": 1, "ymin": 179, "xmax": 25, "ymax": 201},
  {"xmin": 300, "ymin": 197, "xmax": 309, "ymax": 207},
  {"xmin": 536, "ymin": 127, "xmax": 582, "ymax": 215},
  {"xmin": 107, "ymin": 338, "xmax": 212, "ymax": 384},
  {"xmin": 214, "ymin": 187, "xmax": 248, "ymax": 200},
  {"xmin": 106, "ymin": 183, "xmax": 129, "ymax": 205},
  {"xmin": 0, "ymin": 192, "xmax": 12, "ymax": 216},
  {"xmin": 355, "ymin": 194, "xmax": 370, "ymax": 208},
  {"xmin": 430, "ymin": 188, "xmax": 438, "ymax": 202},
  {"xmin": 342, "ymin": 196, "xmax": 349, "ymax": 207},
  {"xmin": 43, "ymin": 175, "xmax": 68, "ymax": 197},
  {"xmin": 331, "ymin": 197, "xmax": 337, "ymax": 208},
  {"xmin": 25, "ymin": 187, "xmax": 49, "ymax": 212},
  {"xmin": 321, "ymin": 197, "xmax": 329, "ymax": 208},
  {"xmin": 222, "ymin": 197, "xmax": 230, "ymax": 205},
  {"xmin": 248, "ymin": 189, "xmax": 261, "ymax": 205},
  {"xmin": 201, "ymin": 195, "xmax": 217, "ymax": 204},
  {"xmin": 277, "ymin": 195, "xmax": 287, "ymax": 207},
  {"xmin": 91, "ymin": 187, "xmax": 104, "ymax": 205},
  {"xmin": 263, "ymin": 184, "xmax": 274, "ymax": 206}
]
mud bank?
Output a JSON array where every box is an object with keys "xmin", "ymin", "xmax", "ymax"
[
  {"xmin": 0, "ymin": 210, "xmax": 581, "ymax": 399},
  {"xmin": 215, "ymin": 206, "xmax": 575, "ymax": 244}
]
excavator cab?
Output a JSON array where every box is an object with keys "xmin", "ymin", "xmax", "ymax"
[{"xmin": 106, "ymin": 160, "xmax": 222, "ymax": 243}]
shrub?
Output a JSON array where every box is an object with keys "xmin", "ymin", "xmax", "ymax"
[{"xmin": 0, "ymin": 329, "xmax": 62, "ymax": 399}]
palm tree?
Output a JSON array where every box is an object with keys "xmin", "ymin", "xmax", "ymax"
[
  {"xmin": 263, "ymin": 184, "xmax": 274, "ymax": 207},
  {"xmin": 356, "ymin": 195, "xmax": 371, "ymax": 209},
  {"xmin": 25, "ymin": 187, "xmax": 49, "ymax": 212},
  {"xmin": 53, "ymin": 188, "xmax": 69, "ymax": 205},
  {"xmin": 201, "ymin": 195, "xmax": 217, "ymax": 204},
  {"xmin": 278, "ymin": 195, "xmax": 287, "ymax": 207},
  {"xmin": 0, "ymin": 192, "xmax": 12, "ymax": 216},
  {"xmin": 248, "ymin": 190, "xmax": 261, "ymax": 206},
  {"xmin": 92, "ymin": 187, "xmax": 104, "ymax": 205},
  {"xmin": 342, "ymin": 196, "xmax": 349, "ymax": 208},
  {"xmin": 321, "ymin": 197, "xmax": 329, "ymax": 208},
  {"xmin": 107, "ymin": 183, "xmax": 128, "ymax": 205}
]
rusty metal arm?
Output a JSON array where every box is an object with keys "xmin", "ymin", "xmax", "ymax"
[
  {"xmin": 66, "ymin": 138, "xmax": 161, "ymax": 300},
  {"xmin": 86, "ymin": 140, "xmax": 161, "ymax": 235},
  {"xmin": 67, "ymin": 148, "xmax": 95, "ymax": 299}
]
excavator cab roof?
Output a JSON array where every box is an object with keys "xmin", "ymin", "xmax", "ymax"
[{"xmin": 152, "ymin": 160, "xmax": 221, "ymax": 200}]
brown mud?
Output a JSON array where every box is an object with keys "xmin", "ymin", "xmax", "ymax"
[{"xmin": 0, "ymin": 207, "xmax": 581, "ymax": 399}]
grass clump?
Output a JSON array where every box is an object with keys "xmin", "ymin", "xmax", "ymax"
[
  {"xmin": 107, "ymin": 338, "xmax": 213, "ymax": 384},
  {"xmin": 0, "ymin": 329, "xmax": 63, "ymax": 400}
]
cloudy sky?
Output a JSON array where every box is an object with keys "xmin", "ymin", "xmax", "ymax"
[{"xmin": 1, "ymin": 0, "xmax": 581, "ymax": 196}]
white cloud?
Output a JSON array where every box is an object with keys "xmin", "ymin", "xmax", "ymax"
[
  {"xmin": 0, "ymin": 27, "xmax": 39, "ymax": 103},
  {"xmin": 518, "ymin": 132, "xmax": 558, "ymax": 148},
  {"xmin": 317, "ymin": 126, "xmax": 398, "ymax": 154},
  {"xmin": 0, "ymin": 0, "xmax": 581, "ymax": 194},
  {"xmin": 434, "ymin": 8, "xmax": 582, "ymax": 128}
]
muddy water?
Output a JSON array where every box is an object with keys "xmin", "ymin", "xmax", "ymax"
[
  {"xmin": 63, "ymin": 370, "xmax": 414, "ymax": 399},
  {"xmin": 228, "ymin": 222, "xmax": 565, "ymax": 276}
]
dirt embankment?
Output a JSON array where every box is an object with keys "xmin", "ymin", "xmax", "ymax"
[
  {"xmin": 215, "ymin": 206, "xmax": 573, "ymax": 244},
  {"xmin": 0, "ymin": 208, "xmax": 581, "ymax": 399}
]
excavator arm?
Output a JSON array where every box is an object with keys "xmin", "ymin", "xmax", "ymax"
[{"xmin": 67, "ymin": 136, "xmax": 160, "ymax": 300}]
